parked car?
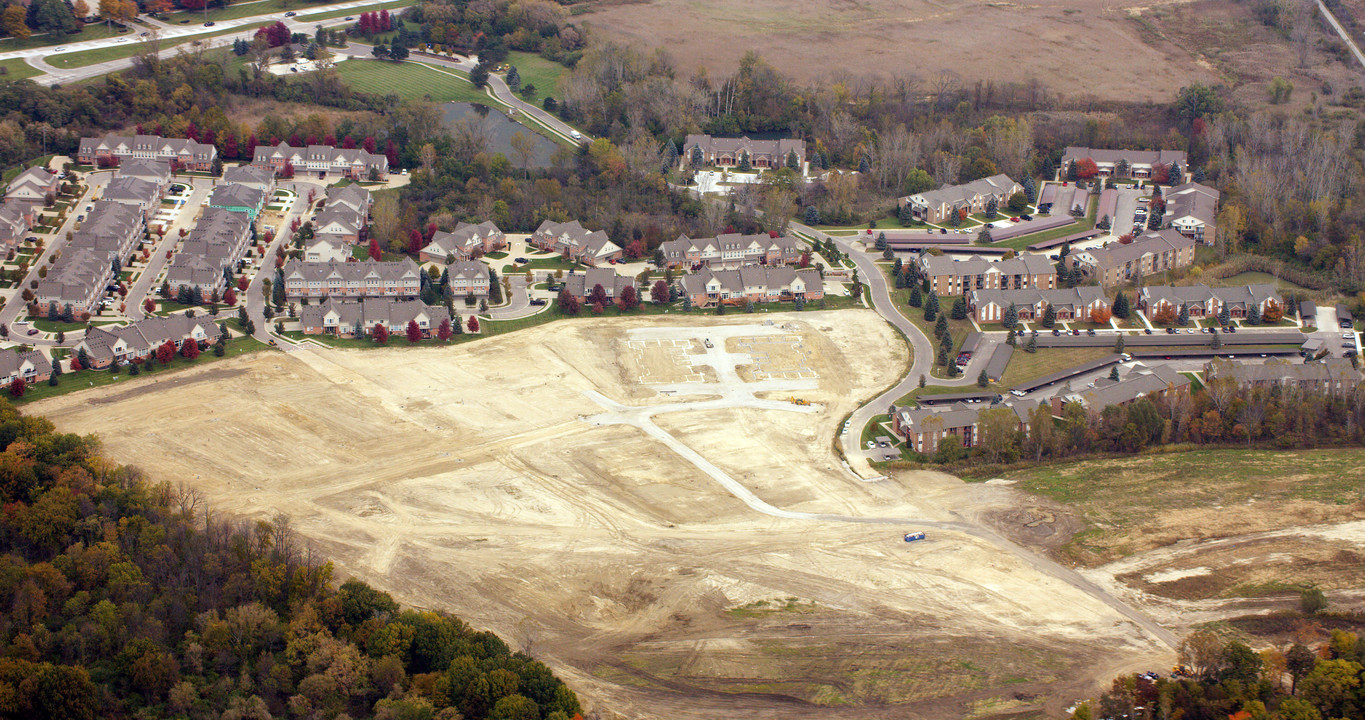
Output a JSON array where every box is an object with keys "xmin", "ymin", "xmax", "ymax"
[
  {"xmin": 1344, "ymin": 332, "xmax": 1355, "ymax": 340},
  {"xmin": 26, "ymin": 329, "xmax": 37, "ymax": 336},
  {"xmin": 939, "ymin": 228, "xmax": 947, "ymax": 235},
  {"xmin": 1144, "ymin": 328, "xmax": 1153, "ymax": 335},
  {"xmin": 529, "ymin": 298, "xmax": 547, "ymax": 306},
  {"xmin": 1009, "ymin": 217, "xmax": 1020, "ymax": 222},
  {"xmin": 77, "ymin": 214, "xmax": 85, "ymax": 222},
  {"xmin": 344, "ymin": 16, "xmax": 353, "ymax": 20},
  {"xmin": 1166, "ymin": 327, "xmax": 1177, "ymax": 334},
  {"xmin": 1051, "ymin": 328, "xmax": 1060, "ymax": 336},
  {"xmin": 284, "ymin": 10, "xmax": 296, "ymax": 15},
  {"xmin": 1086, "ymin": 328, "xmax": 1096, "ymax": 336},
  {"xmin": 1019, "ymin": 214, "xmax": 1033, "ymax": 221},
  {"xmin": 1071, "ymin": 329, "xmax": 1080, "ymax": 336},
  {"xmin": 1186, "ymin": 328, "xmax": 1195, "ymax": 333},
  {"xmin": 1227, "ymin": 326, "xmax": 1237, "ymax": 333},
  {"xmin": 514, "ymin": 257, "xmax": 529, "ymax": 264},
  {"xmin": 1049, "ymin": 254, "xmax": 1060, "ymax": 260},
  {"xmin": 203, "ymin": 21, "xmax": 214, "ymax": 26}
]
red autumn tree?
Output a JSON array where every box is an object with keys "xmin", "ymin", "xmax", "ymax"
[
  {"xmin": 373, "ymin": 324, "xmax": 389, "ymax": 343},
  {"xmin": 385, "ymin": 139, "xmax": 399, "ymax": 168},
  {"xmin": 181, "ymin": 340, "xmax": 200, "ymax": 359},
  {"xmin": 624, "ymin": 240, "xmax": 645, "ymax": 259},
  {"xmin": 1152, "ymin": 304, "xmax": 1178, "ymax": 326},
  {"xmin": 223, "ymin": 287, "xmax": 237, "ymax": 306},
  {"xmin": 8, "ymin": 377, "xmax": 24, "ymax": 398},
  {"xmin": 368, "ymin": 237, "xmax": 382, "ymax": 261},
  {"xmin": 342, "ymin": 136, "xmax": 356, "ymax": 149},
  {"xmin": 68, "ymin": 356, "xmax": 81, "ymax": 372},
  {"xmin": 1090, "ymin": 306, "xmax": 1113, "ymax": 324},
  {"xmin": 557, "ymin": 288, "xmax": 580, "ymax": 315},
  {"xmin": 587, "ymin": 283, "xmax": 608, "ymax": 307},
  {"xmin": 280, "ymin": 160, "xmax": 294, "ymax": 179},
  {"xmin": 156, "ymin": 340, "xmax": 176, "ymax": 365},
  {"xmin": 237, "ymin": 277, "xmax": 249, "ymax": 291},
  {"xmin": 592, "ymin": 301, "xmax": 604, "ymax": 315},
  {"xmin": 362, "ymin": 136, "xmax": 377, "ymax": 154},
  {"xmin": 651, "ymin": 280, "xmax": 669, "ymax": 305},
  {"xmin": 143, "ymin": 298, "xmax": 155, "ymax": 313},
  {"xmin": 1153, "ymin": 162, "xmax": 1171, "ymax": 185},
  {"xmin": 1074, "ymin": 158, "xmax": 1100, "ymax": 179},
  {"xmin": 466, "ymin": 315, "xmax": 479, "ymax": 333},
  {"xmin": 408, "ymin": 229, "xmax": 423, "ymax": 254},
  {"xmin": 617, "ymin": 285, "xmax": 639, "ymax": 311},
  {"xmin": 436, "ymin": 318, "xmax": 452, "ymax": 340},
  {"xmin": 406, "ymin": 319, "xmax": 422, "ymax": 343}
]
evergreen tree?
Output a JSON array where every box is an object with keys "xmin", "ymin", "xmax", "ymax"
[
  {"xmin": 1113, "ymin": 291, "xmax": 1130, "ymax": 319},
  {"xmin": 804, "ymin": 206, "xmax": 820, "ymax": 225},
  {"xmin": 1218, "ymin": 303, "xmax": 1231, "ymax": 326},
  {"xmin": 1248, "ymin": 304, "xmax": 1262, "ymax": 325},
  {"xmin": 1211, "ymin": 330, "xmax": 1222, "ymax": 349},
  {"xmin": 951, "ymin": 297, "xmax": 967, "ymax": 320},
  {"xmin": 1109, "ymin": 366, "xmax": 1121, "ymax": 381},
  {"xmin": 977, "ymin": 369, "xmax": 989, "ymax": 387},
  {"xmin": 48, "ymin": 357, "xmax": 60, "ymax": 386},
  {"xmin": 909, "ymin": 285, "xmax": 922, "ymax": 307},
  {"xmin": 1115, "ymin": 334, "xmax": 1125, "ymax": 353},
  {"xmin": 924, "ymin": 291, "xmax": 939, "ymax": 321},
  {"xmin": 1003, "ymin": 302, "xmax": 1018, "ymax": 329},
  {"xmin": 1025, "ymin": 334, "xmax": 1037, "ymax": 353},
  {"xmin": 985, "ymin": 197, "xmax": 998, "ymax": 219},
  {"xmin": 875, "ymin": 232, "xmax": 887, "ymax": 250},
  {"xmin": 1022, "ymin": 176, "xmax": 1037, "ymax": 202},
  {"xmin": 936, "ymin": 343, "xmax": 949, "ymax": 366},
  {"xmin": 858, "ymin": 156, "xmax": 870, "ymax": 174},
  {"xmin": 1177, "ymin": 303, "xmax": 1190, "ymax": 326},
  {"xmin": 1006, "ymin": 331, "xmax": 1016, "ymax": 347},
  {"xmin": 505, "ymin": 65, "xmax": 521, "ymax": 92},
  {"xmin": 1041, "ymin": 304, "xmax": 1057, "ymax": 328},
  {"xmin": 934, "ymin": 313, "xmax": 948, "ymax": 339}
]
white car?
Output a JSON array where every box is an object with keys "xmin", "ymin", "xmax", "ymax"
[
  {"xmin": 569, "ymin": 130, "xmax": 583, "ymax": 141},
  {"xmin": 865, "ymin": 441, "xmax": 875, "ymax": 449}
]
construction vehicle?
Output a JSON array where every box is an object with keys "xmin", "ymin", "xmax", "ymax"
[
  {"xmin": 789, "ymin": 397, "xmax": 810, "ymax": 406},
  {"xmin": 904, "ymin": 531, "xmax": 926, "ymax": 542}
]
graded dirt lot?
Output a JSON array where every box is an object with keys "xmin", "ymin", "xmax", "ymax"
[
  {"xmin": 32, "ymin": 310, "xmax": 1172, "ymax": 720},
  {"xmin": 577, "ymin": 0, "xmax": 1218, "ymax": 103}
]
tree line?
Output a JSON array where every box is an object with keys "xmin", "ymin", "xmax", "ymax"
[{"xmin": 0, "ymin": 401, "xmax": 583, "ymax": 720}]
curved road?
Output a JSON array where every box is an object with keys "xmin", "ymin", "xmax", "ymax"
[{"xmin": 788, "ymin": 220, "xmax": 984, "ymax": 474}]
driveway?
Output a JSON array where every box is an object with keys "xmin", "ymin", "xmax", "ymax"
[{"xmin": 125, "ymin": 178, "xmax": 214, "ymax": 320}]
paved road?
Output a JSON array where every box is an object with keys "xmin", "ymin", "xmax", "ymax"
[
  {"xmin": 243, "ymin": 179, "xmax": 326, "ymax": 346},
  {"xmin": 788, "ymin": 220, "xmax": 982, "ymax": 474},
  {"xmin": 1318, "ymin": 0, "xmax": 1365, "ymax": 70},
  {"xmin": 125, "ymin": 178, "xmax": 213, "ymax": 320},
  {"xmin": 19, "ymin": 6, "xmax": 373, "ymax": 85},
  {"xmin": 0, "ymin": 174, "xmax": 104, "ymax": 330}
]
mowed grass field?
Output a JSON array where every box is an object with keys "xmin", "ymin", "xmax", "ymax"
[
  {"xmin": 333, "ymin": 59, "xmax": 489, "ymax": 102},
  {"xmin": 997, "ymin": 346, "xmax": 1114, "ymax": 388},
  {"xmin": 0, "ymin": 58, "xmax": 41, "ymax": 81},
  {"xmin": 504, "ymin": 51, "xmax": 566, "ymax": 105},
  {"xmin": 996, "ymin": 448, "xmax": 1365, "ymax": 565}
]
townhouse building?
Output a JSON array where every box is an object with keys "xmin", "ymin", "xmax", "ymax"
[
  {"xmin": 891, "ymin": 400, "xmax": 1036, "ymax": 455},
  {"xmin": 420, "ymin": 221, "xmax": 506, "ymax": 263},
  {"xmin": 1164, "ymin": 182, "xmax": 1219, "ymax": 244},
  {"xmin": 1204, "ymin": 357, "xmax": 1361, "ymax": 394},
  {"xmin": 562, "ymin": 267, "xmax": 636, "ymax": 303},
  {"xmin": 299, "ymin": 298, "xmax": 451, "ymax": 337},
  {"xmin": 252, "ymin": 142, "xmax": 389, "ymax": 180},
  {"xmin": 101, "ymin": 176, "xmax": 162, "ymax": 220},
  {"xmin": 968, "ymin": 286, "xmax": 1109, "ymax": 323},
  {"xmin": 165, "ymin": 207, "xmax": 252, "ymax": 296},
  {"xmin": 35, "ymin": 201, "xmax": 144, "ymax": 316},
  {"xmin": 677, "ymin": 266, "xmax": 824, "ymax": 307},
  {"xmin": 658, "ymin": 233, "xmax": 805, "ymax": 270},
  {"xmin": 0, "ymin": 203, "xmax": 34, "ymax": 249},
  {"xmin": 207, "ymin": 183, "xmax": 267, "ymax": 221},
  {"xmin": 116, "ymin": 159, "xmax": 173, "ymax": 196},
  {"xmin": 78, "ymin": 134, "xmax": 218, "ymax": 171},
  {"xmin": 681, "ymin": 134, "xmax": 805, "ymax": 170},
  {"xmin": 304, "ymin": 236, "xmax": 350, "ymax": 263},
  {"xmin": 1071, "ymin": 229, "xmax": 1196, "ymax": 287},
  {"xmin": 918, "ymin": 253, "xmax": 1056, "ymax": 296},
  {"xmin": 75, "ymin": 314, "xmax": 220, "ymax": 368},
  {"xmin": 0, "ymin": 347, "xmax": 52, "ymax": 386},
  {"xmin": 898, "ymin": 174, "xmax": 1020, "ymax": 224},
  {"xmin": 221, "ymin": 164, "xmax": 277, "ymax": 194},
  {"xmin": 1137, "ymin": 284, "xmax": 1281, "ymax": 320},
  {"xmin": 5, "ymin": 166, "xmax": 58, "ymax": 207},
  {"xmin": 1049, "ymin": 364, "xmax": 1190, "ymax": 416},
  {"xmin": 445, "ymin": 260, "xmax": 492, "ymax": 298},
  {"xmin": 282, "ymin": 258, "xmax": 422, "ymax": 301},
  {"xmin": 1060, "ymin": 147, "xmax": 1187, "ymax": 180},
  {"xmin": 529, "ymin": 219, "xmax": 622, "ymax": 266}
]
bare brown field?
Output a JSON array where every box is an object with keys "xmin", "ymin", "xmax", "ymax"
[
  {"xmin": 31, "ymin": 311, "xmax": 1172, "ymax": 720},
  {"xmin": 577, "ymin": 0, "xmax": 1218, "ymax": 103}
]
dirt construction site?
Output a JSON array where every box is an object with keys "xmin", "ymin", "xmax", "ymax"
[{"xmin": 33, "ymin": 310, "xmax": 1179, "ymax": 719}]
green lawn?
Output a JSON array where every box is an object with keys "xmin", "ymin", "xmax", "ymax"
[
  {"xmin": 520, "ymin": 255, "xmax": 582, "ymax": 272},
  {"xmin": 503, "ymin": 51, "xmax": 567, "ymax": 105},
  {"xmin": 0, "ymin": 22, "xmax": 129, "ymax": 53},
  {"xmin": 332, "ymin": 59, "xmax": 489, "ymax": 102},
  {"xmin": 881, "ymin": 267, "xmax": 971, "ymax": 378},
  {"xmin": 47, "ymin": 22, "xmax": 274, "ymax": 68},
  {"xmin": 992, "ymin": 196, "xmax": 1097, "ymax": 251},
  {"xmin": 1217, "ymin": 271, "xmax": 1310, "ymax": 292},
  {"xmin": 0, "ymin": 58, "xmax": 41, "ymax": 82},
  {"xmin": 305, "ymin": 0, "xmax": 412, "ymax": 22},
  {"xmin": 13, "ymin": 336, "xmax": 267, "ymax": 405},
  {"xmin": 1, "ymin": 155, "xmax": 53, "ymax": 184}
]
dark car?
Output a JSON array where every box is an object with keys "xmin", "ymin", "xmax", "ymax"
[
  {"xmin": 344, "ymin": 16, "xmax": 353, "ymax": 20},
  {"xmin": 203, "ymin": 21, "xmax": 214, "ymax": 26},
  {"xmin": 529, "ymin": 298, "xmax": 547, "ymax": 306},
  {"xmin": 1019, "ymin": 214, "xmax": 1033, "ymax": 221},
  {"xmin": 1144, "ymin": 328, "xmax": 1152, "ymax": 335},
  {"xmin": 1087, "ymin": 328, "xmax": 1096, "ymax": 336},
  {"xmin": 1071, "ymin": 329, "xmax": 1080, "ymax": 336},
  {"xmin": 1166, "ymin": 327, "xmax": 1177, "ymax": 334},
  {"xmin": 939, "ymin": 228, "xmax": 947, "ymax": 235},
  {"xmin": 1051, "ymin": 328, "xmax": 1060, "ymax": 336},
  {"xmin": 284, "ymin": 10, "xmax": 295, "ymax": 16},
  {"xmin": 1227, "ymin": 326, "xmax": 1237, "ymax": 333},
  {"xmin": 26, "ymin": 329, "xmax": 37, "ymax": 336},
  {"xmin": 514, "ymin": 257, "xmax": 529, "ymax": 264}
]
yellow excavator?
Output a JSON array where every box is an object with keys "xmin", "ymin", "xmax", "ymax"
[{"xmin": 789, "ymin": 397, "xmax": 810, "ymax": 406}]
